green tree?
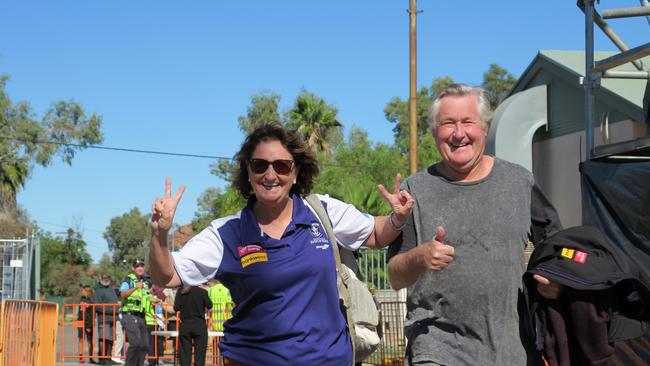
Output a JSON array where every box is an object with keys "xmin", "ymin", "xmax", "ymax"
[
  {"xmin": 94, "ymin": 253, "xmax": 128, "ymax": 284},
  {"xmin": 315, "ymin": 128, "xmax": 407, "ymax": 215},
  {"xmin": 384, "ymin": 77, "xmax": 450, "ymax": 169},
  {"xmin": 384, "ymin": 77, "xmax": 454, "ymax": 152},
  {"xmin": 237, "ymin": 91, "xmax": 283, "ymax": 134},
  {"xmin": 212, "ymin": 92, "xmax": 284, "ymax": 183},
  {"xmin": 192, "ymin": 187, "xmax": 245, "ymax": 232},
  {"xmin": 104, "ymin": 208, "xmax": 150, "ymax": 267},
  {"xmin": 0, "ymin": 205, "xmax": 30, "ymax": 238},
  {"xmin": 286, "ymin": 90, "xmax": 343, "ymax": 154},
  {"xmin": 482, "ymin": 63, "xmax": 517, "ymax": 110},
  {"xmin": 197, "ymin": 90, "xmax": 344, "ymax": 230},
  {"xmin": 42, "ymin": 262, "xmax": 94, "ymax": 302},
  {"xmin": 0, "ymin": 75, "xmax": 103, "ymax": 216},
  {"xmin": 39, "ymin": 230, "xmax": 93, "ymax": 297}
]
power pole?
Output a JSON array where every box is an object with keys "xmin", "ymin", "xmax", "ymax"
[
  {"xmin": 65, "ymin": 228, "xmax": 74, "ymax": 265},
  {"xmin": 408, "ymin": 0, "xmax": 419, "ymax": 174}
]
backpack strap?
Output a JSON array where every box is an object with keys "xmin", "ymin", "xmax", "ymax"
[{"xmin": 304, "ymin": 194, "xmax": 356, "ymax": 364}]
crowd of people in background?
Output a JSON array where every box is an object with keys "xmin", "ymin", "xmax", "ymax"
[{"xmin": 75, "ymin": 262, "xmax": 233, "ymax": 366}]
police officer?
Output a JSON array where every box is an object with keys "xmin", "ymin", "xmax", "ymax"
[{"xmin": 119, "ymin": 259, "xmax": 151, "ymax": 366}]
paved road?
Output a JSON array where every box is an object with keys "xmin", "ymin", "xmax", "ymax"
[{"xmin": 56, "ymin": 323, "xmax": 222, "ymax": 365}]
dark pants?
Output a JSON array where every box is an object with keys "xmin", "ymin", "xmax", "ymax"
[
  {"xmin": 147, "ymin": 324, "xmax": 165, "ymax": 365},
  {"xmin": 97, "ymin": 338, "xmax": 113, "ymax": 364},
  {"xmin": 78, "ymin": 328, "xmax": 94, "ymax": 361},
  {"xmin": 179, "ymin": 319, "xmax": 208, "ymax": 366},
  {"xmin": 122, "ymin": 313, "xmax": 149, "ymax": 366}
]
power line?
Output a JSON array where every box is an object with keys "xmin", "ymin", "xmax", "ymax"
[
  {"xmin": 33, "ymin": 219, "xmax": 104, "ymax": 234},
  {"xmin": 1, "ymin": 136, "xmax": 232, "ymax": 160},
  {"xmin": 34, "ymin": 220, "xmax": 108, "ymax": 252},
  {"xmin": 2, "ymin": 136, "xmax": 400, "ymax": 170}
]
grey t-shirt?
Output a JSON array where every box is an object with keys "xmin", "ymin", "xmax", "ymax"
[{"xmin": 388, "ymin": 158, "xmax": 561, "ymax": 366}]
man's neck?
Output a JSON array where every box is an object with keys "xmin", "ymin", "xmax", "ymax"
[{"xmin": 438, "ymin": 155, "xmax": 494, "ymax": 182}]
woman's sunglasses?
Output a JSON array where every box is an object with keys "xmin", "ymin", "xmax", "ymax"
[{"xmin": 248, "ymin": 159, "xmax": 294, "ymax": 175}]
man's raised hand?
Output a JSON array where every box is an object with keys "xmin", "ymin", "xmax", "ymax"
[{"xmin": 151, "ymin": 178, "xmax": 186, "ymax": 233}]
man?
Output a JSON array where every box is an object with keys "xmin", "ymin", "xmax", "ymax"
[
  {"xmin": 145, "ymin": 284, "xmax": 165, "ymax": 366},
  {"xmin": 120, "ymin": 259, "xmax": 151, "ymax": 366},
  {"xmin": 92, "ymin": 273, "xmax": 120, "ymax": 365},
  {"xmin": 207, "ymin": 280, "xmax": 232, "ymax": 332},
  {"xmin": 388, "ymin": 84, "xmax": 562, "ymax": 366}
]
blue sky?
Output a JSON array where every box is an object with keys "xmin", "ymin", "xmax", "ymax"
[{"xmin": 4, "ymin": 1, "xmax": 648, "ymax": 261}]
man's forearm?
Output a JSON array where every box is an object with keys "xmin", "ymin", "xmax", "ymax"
[{"xmin": 388, "ymin": 249, "xmax": 423, "ymax": 290}]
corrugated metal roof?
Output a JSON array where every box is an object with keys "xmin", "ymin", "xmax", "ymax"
[{"xmin": 538, "ymin": 50, "xmax": 649, "ymax": 108}]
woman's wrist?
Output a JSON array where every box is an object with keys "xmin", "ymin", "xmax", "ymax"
[{"xmin": 389, "ymin": 212, "xmax": 407, "ymax": 231}]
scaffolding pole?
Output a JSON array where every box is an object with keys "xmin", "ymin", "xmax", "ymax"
[
  {"xmin": 593, "ymin": 43, "xmax": 650, "ymax": 72},
  {"xmin": 602, "ymin": 70, "xmax": 650, "ymax": 79},
  {"xmin": 592, "ymin": 10, "xmax": 644, "ymax": 70},
  {"xmin": 602, "ymin": 6, "xmax": 650, "ymax": 19},
  {"xmin": 585, "ymin": 0, "xmax": 596, "ymax": 160}
]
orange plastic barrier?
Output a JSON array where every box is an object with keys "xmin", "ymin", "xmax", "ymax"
[{"xmin": 0, "ymin": 299, "xmax": 59, "ymax": 366}]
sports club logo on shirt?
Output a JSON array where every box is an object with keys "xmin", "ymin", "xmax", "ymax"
[
  {"xmin": 309, "ymin": 222, "xmax": 330, "ymax": 246},
  {"xmin": 310, "ymin": 223, "xmax": 322, "ymax": 237},
  {"xmin": 238, "ymin": 244, "xmax": 268, "ymax": 268}
]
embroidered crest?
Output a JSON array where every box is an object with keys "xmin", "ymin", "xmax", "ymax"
[{"xmin": 310, "ymin": 223, "xmax": 322, "ymax": 238}]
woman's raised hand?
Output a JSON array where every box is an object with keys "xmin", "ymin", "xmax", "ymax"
[
  {"xmin": 377, "ymin": 173, "xmax": 414, "ymax": 225},
  {"xmin": 151, "ymin": 178, "xmax": 186, "ymax": 233}
]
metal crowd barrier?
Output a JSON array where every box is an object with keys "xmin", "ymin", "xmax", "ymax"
[
  {"xmin": 60, "ymin": 302, "xmax": 234, "ymax": 365},
  {"xmin": 0, "ymin": 299, "xmax": 59, "ymax": 366},
  {"xmin": 365, "ymin": 301, "xmax": 407, "ymax": 366},
  {"xmin": 60, "ymin": 301, "xmax": 407, "ymax": 365}
]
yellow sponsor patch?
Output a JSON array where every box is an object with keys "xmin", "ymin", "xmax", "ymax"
[
  {"xmin": 561, "ymin": 248, "xmax": 575, "ymax": 259},
  {"xmin": 241, "ymin": 252, "xmax": 269, "ymax": 268}
]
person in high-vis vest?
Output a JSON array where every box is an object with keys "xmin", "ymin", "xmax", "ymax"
[
  {"xmin": 119, "ymin": 259, "xmax": 151, "ymax": 366},
  {"xmin": 207, "ymin": 281, "xmax": 232, "ymax": 332},
  {"xmin": 145, "ymin": 285, "xmax": 165, "ymax": 366}
]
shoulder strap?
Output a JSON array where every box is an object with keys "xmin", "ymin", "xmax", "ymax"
[{"xmin": 304, "ymin": 194, "xmax": 356, "ymax": 363}]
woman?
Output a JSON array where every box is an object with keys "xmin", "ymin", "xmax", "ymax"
[
  {"xmin": 149, "ymin": 125, "xmax": 413, "ymax": 366},
  {"xmin": 173, "ymin": 286, "xmax": 212, "ymax": 366}
]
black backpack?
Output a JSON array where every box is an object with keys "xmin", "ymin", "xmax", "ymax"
[{"xmin": 523, "ymin": 225, "xmax": 650, "ymax": 364}]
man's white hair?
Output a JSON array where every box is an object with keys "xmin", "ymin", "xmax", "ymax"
[{"xmin": 428, "ymin": 83, "xmax": 493, "ymax": 131}]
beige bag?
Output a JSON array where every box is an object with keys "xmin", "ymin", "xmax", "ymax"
[{"xmin": 305, "ymin": 194, "xmax": 381, "ymax": 363}]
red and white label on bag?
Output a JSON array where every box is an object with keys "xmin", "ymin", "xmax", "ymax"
[{"xmin": 573, "ymin": 250, "xmax": 589, "ymax": 264}]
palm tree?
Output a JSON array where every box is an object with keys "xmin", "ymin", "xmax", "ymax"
[
  {"xmin": 286, "ymin": 91, "xmax": 343, "ymax": 153},
  {"xmin": 0, "ymin": 156, "xmax": 29, "ymax": 213}
]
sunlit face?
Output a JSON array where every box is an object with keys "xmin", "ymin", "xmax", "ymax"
[
  {"xmin": 133, "ymin": 263, "xmax": 145, "ymax": 277},
  {"xmin": 248, "ymin": 139, "xmax": 297, "ymax": 207},
  {"xmin": 433, "ymin": 94, "xmax": 488, "ymax": 176}
]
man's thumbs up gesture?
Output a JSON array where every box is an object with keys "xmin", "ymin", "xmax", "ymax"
[{"xmin": 418, "ymin": 226, "xmax": 455, "ymax": 271}]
